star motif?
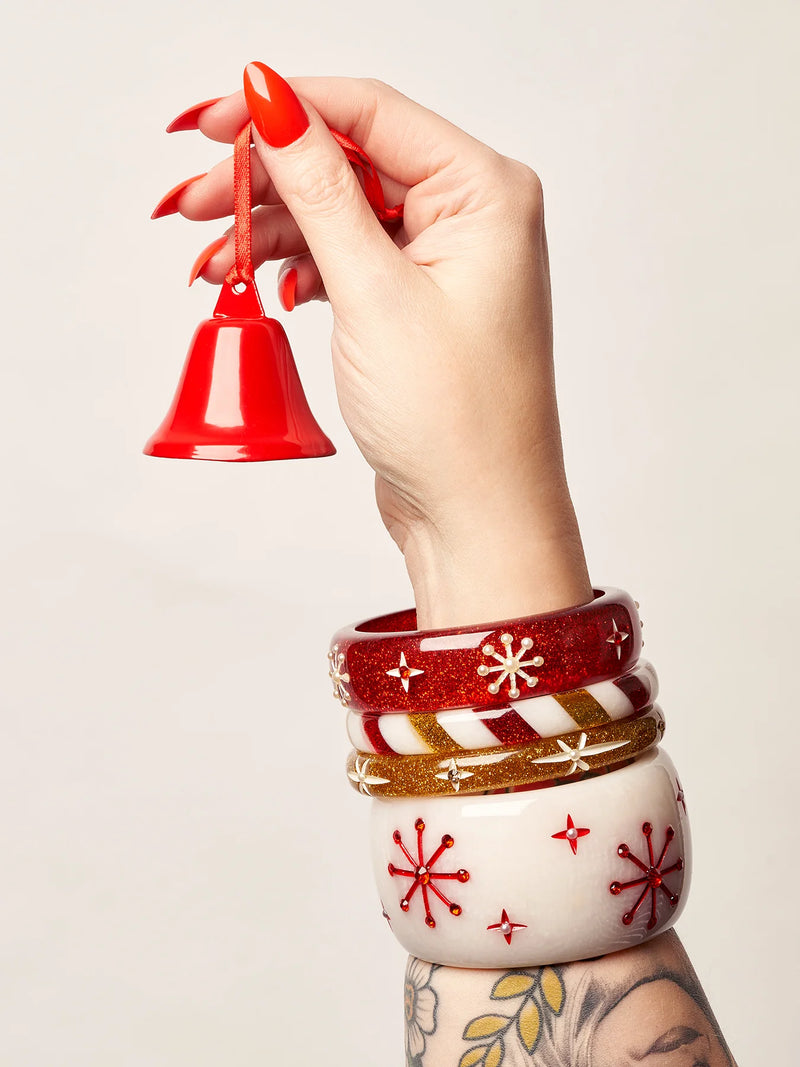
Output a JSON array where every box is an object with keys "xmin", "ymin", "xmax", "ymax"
[
  {"xmin": 552, "ymin": 813, "xmax": 591, "ymax": 855},
  {"xmin": 434, "ymin": 757, "xmax": 475, "ymax": 792},
  {"xmin": 386, "ymin": 651, "xmax": 425, "ymax": 693},
  {"xmin": 606, "ymin": 619, "xmax": 630, "ymax": 660},
  {"xmin": 676, "ymin": 780, "xmax": 687, "ymax": 814},
  {"xmin": 347, "ymin": 755, "xmax": 391, "ymax": 796},
  {"xmin": 531, "ymin": 732, "xmax": 629, "ymax": 774},
  {"xmin": 327, "ymin": 645, "xmax": 351, "ymax": 706},
  {"xmin": 487, "ymin": 908, "xmax": 527, "ymax": 945}
]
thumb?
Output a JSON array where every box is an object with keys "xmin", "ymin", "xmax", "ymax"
[{"xmin": 243, "ymin": 62, "xmax": 403, "ymax": 316}]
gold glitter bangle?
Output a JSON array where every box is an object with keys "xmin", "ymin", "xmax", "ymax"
[{"xmin": 346, "ymin": 707, "xmax": 664, "ymax": 798}]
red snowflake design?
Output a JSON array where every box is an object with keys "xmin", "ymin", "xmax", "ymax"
[
  {"xmin": 610, "ymin": 822, "xmax": 683, "ymax": 929},
  {"xmin": 388, "ymin": 818, "xmax": 470, "ymax": 928}
]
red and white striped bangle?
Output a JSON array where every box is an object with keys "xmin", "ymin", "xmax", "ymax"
[
  {"xmin": 328, "ymin": 587, "xmax": 642, "ymax": 714},
  {"xmin": 346, "ymin": 662, "xmax": 657, "ymax": 755}
]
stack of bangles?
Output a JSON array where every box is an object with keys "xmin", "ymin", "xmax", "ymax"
[{"xmin": 328, "ymin": 588, "xmax": 691, "ymax": 967}]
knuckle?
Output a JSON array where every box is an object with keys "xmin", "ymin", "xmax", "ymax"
[
  {"xmin": 291, "ymin": 156, "xmax": 354, "ymax": 215},
  {"xmin": 512, "ymin": 162, "xmax": 545, "ymax": 218},
  {"xmin": 360, "ymin": 76, "xmax": 392, "ymax": 97}
]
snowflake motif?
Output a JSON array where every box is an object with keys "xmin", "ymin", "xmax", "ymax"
[
  {"xmin": 434, "ymin": 757, "xmax": 474, "ymax": 792},
  {"xmin": 606, "ymin": 619, "xmax": 630, "ymax": 660},
  {"xmin": 327, "ymin": 645, "xmax": 351, "ymax": 706},
  {"xmin": 487, "ymin": 907, "xmax": 527, "ymax": 944},
  {"xmin": 610, "ymin": 822, "xmax": 684, "ymax": 929},
  {"xmin": 477, "ymin": 633, "xmax": 544, "ymax": 698},
  {"xmin": 531, "ymin": 731, "xmax": 629, "ymax": 774},
  {"xmin": 552, "ymin": 813, "xmax": 591, "ymax": 855},
  {"xmin": 388, "ymin": 818, "xmax": 470, "ymax": 928},
  {"xmin": 386, "ymin": 651, "xmax": 425, "ymax": 693},
  {"xmin": 347, "ymin": 755, "xmax": 390, "ymax": 796},
  {"xmin": 676, "ymin": 780, "xmax": 687, "ymax": 814}
]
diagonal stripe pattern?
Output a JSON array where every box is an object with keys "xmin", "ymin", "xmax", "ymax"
[{"xmin": 347, "ymin": 662, "xmax": 657, "ymax": 755}]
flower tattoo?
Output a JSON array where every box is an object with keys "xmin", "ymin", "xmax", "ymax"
[{"xmin": 405, "ymin": 958, "xmax": 439, "ymax": 1066}]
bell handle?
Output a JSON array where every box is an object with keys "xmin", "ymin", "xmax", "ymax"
[{"xmin": 213, "ymin": 276, "xmax": 266, "ymax": 320}]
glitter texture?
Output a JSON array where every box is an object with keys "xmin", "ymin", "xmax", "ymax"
[
  {"xmin": 345, "ymin": 707, "xmax": 663, "ymax": 798},
  {"xmin": 330, "ymin": 588, "xmax": 642, "ymax": 714}
]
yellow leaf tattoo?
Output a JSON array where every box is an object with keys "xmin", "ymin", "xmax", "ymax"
[
  {"xmin": 463, "ymin": 1015, "xmax": 509, "ymax": 1040},
  {"xmin": 541, "ymin": 967, "xmax": 565, "ymax": 1015},
  {"xmin": 458, "ymin": 1047, "xmax": 486, "ymax": 1067},
  {"xmin": 517, "ymin": 999, "xmax": 541, "ymax": 1053},
  {"xmin": 491, "ymin": 974, "xmax": 536, "ymax": 1000},
  {"xmin": 484, "ymin": 1037, "xmax": 504, "ymax": 1067}
]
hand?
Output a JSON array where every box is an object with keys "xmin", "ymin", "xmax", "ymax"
[{"xmin": 157, "ymin": 66, "xmax": 592, "ymax": 625}]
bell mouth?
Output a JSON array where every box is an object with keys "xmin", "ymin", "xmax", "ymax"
[{"xmin": 144, "ymin": 436, "xmax": 336, "ymax": 462}]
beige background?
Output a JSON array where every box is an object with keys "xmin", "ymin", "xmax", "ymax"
[{"xmin": 0, "ymin": 0, "xmax": 797, "ymax": 1062}]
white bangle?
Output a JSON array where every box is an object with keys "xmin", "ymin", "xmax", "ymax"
[{"xmin": 370, "ymin": 748, "xmax": 690, "ymax": 968}]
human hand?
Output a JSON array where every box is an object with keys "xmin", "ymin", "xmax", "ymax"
[{"xmin": 156, "ymin": 65, "xmax": 592, "ymax": 625}]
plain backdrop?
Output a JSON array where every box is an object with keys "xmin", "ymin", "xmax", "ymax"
[{"xmin": 0, "ymin": 1, "xmax": 797, "ymax": 1063}]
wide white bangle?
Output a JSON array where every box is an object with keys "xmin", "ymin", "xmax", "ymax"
[{"xmin": 370, "ymin": 748, "xmax": 690, "ymax": 968}]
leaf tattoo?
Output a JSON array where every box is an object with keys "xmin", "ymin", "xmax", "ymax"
[{"xmin": 458, "ymin": 967, "xmax": 565, "ymax": 1067}]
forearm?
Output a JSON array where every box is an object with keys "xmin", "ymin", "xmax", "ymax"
[
  {"xmin": 405, "ymin": 931, "xmax": 737, "ymax": 1066},
  {"xmin": 400, "ymin": 485, "xmax": 593, "ymax": 629},
  {"xmin": 400, "ymin": 510, "xmax": 735, "ymax": 1067}
]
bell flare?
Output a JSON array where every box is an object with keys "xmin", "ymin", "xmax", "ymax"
[{"xmin": 144, "ymin": 307, "xmax": 335, "ymax": 462}]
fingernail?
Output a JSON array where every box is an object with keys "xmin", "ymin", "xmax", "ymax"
[
  {"xmin": 151, "ymin": 173, "xmax": 207, "ymax": 219},
  {"xmin": 243, "ymin": 61, "xmax": 309, "ymax": 148},
  {"xmin": 188, "ymin": 235, "xmax": 229, "ymax": 286},
  {"xmin": 166, "ymin": 97, "xmax": 223, "ymax": 133},
  {"xmin": 278, "ymin": 267, "xmax": 298, "ymax": 311}
]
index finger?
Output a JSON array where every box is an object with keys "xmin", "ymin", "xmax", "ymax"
[{"xmin": 191, "ymin": 77, "xmax": 492, "ymax": 188}]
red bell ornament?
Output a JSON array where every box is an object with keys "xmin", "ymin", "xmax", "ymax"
[
  {"xmin": 143, "ymin": 278, "xmax": 335, "ymax": 461},
  {"xmin": 144, "ymin": 118, "xmax": 402, "ymax": 463}
]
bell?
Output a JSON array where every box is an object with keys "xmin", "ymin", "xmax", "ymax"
[{"xmin": 144, "ymin": 278, "xmax": 335, "ymax": 462}]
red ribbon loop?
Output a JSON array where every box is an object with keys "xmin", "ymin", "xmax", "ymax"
[
  {"xmin": 225, "ymin": 122, "xmax": 255, "ymax": 288},
  {"xmin": 225, "ymin": 122, "xmax": 405, "ymax": 290}
]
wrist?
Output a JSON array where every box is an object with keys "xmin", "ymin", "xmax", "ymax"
[{"xmin": 400, "ymin": 492, "xmax": 592, "ymax": 628}]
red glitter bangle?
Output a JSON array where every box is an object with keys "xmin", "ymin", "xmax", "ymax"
[{"xmin": 329, "ymin": 587, "xmax": 642, "ymax": 714}]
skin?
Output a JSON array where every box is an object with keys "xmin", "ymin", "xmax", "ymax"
[
  {"xmin": 169, "ymin": 75, "xmax": 592, "ymax": 627},
  {"xmin": 164, "ymin": 73, "xmax": 734, "ymax": 1065},
  {"xmin": 411, "ymin": 932, "xmax": 736, "ymax": 1067},
  {"xmin": 591, "ymin": 979, "xmax": 730, "ymax": 1065}
]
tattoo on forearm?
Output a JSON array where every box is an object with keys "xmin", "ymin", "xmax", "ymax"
[
  {"xmin": 404, "ymin": 934, "xmax": 736, "ymax": 1067},
  {"xmin": 405, "ymin": 958, "xmax": 440, "ymax": 1067},
  {"xmin": 458, "ymin": 967, "xmax": 565, "ymax": 1066}
]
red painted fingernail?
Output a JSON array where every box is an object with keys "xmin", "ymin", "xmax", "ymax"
[
  {"xmin": 188, "ymin": 235, "xmax": 229, "ymax": 286},
  {"xmin": 166, "ymin": 97, "xmax": 223, "ymax": 133},
  {"xmin": 150, "ymin": 173, "xmax": 206, "ymax": 219},
  {"xmin": 243, "ymin": 62, "xmax": 309, "ymax": 148},
  {"xmin": 278, "ymin": 267, "xmax": 298, "ymax": 311}
]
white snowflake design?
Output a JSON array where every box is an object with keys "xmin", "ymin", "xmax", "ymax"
[
  {"xmin": 477, "ymin": 633, "xmax": 544, "ymax": 699},
  {"xmin": 531, "ymin": 731, "xmax": 629, "ymax": 774},
  {"xmin": 327, "ymin": 645, "xmax": 351, "ymax": 706},
  {"xmin": 347, "ymin": 755, "xmax": 390, "ymax": 796}
]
